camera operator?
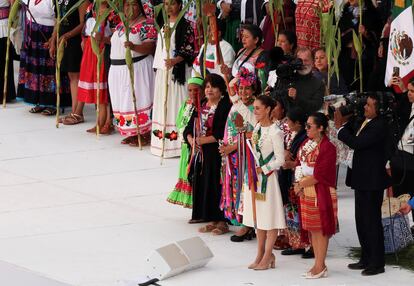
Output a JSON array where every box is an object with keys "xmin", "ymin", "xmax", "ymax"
[
  {"xmin": 283, "ymin": 47, "xmax": 325, "ymax": 116},
  {"xmin": 334, "ymin": 93, "xmax": 390, "ymax": 276},
  {"xmin": 389, "ymin": 76, "xmax": 414, "ymax": 222}
]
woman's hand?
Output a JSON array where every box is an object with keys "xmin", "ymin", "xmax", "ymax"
[
  {"xmin": 283, "ymin": 160, "xmax": 296, "ymax": 170},
  {"xmin": 256, "ymin": 166, "xmax": 263, "ymax": 175},
  {"xmin": 187, "ymin": 135, "xmax": 194, "ymax": 147},
  {"xmin": 220, "ymin": 3, "xmax": 232, "ymax": 18},
  {"xmin": 219, "ymin": 144, "xmax": 236, "ymax": 156},
  {"xmin": 359, "ymin": 25, "xmax": 368, "ymax": 37},
  {"xmin": 228, "ymin": 77, "xmax": 238, "ymax": 96},
  {"xmin": 124, "ymin": 41, "xmax": 135, "ymax": 50},
  {"xmin": 389, "ymin": 76, "xmax": 407, "ymax": 92},
  {"xmin": 196, "ymin": 136, "xmax": 208, "ymax": 146},
  {"xmin": 94, "ymin": 32, "xmax": 103, "ymax": 44},
  {"xmin": 165, "ymin": 58, "xmax": 178, "ymax": 70},
  {"xmin": 59, "ymin": 33, "xmax": 70, "ymax": 46},
  {"xmin": 293, "ymin": 182, "xmax": 303, "ymax": 197},
  {"xmin": 264, "ymin": 86, "xmax": 271, "ymax": 96},
  {"xmin": 220, "ymin": 64, "xmax": 230, "ymax": 76},
  {"xmin": 48, "ymin": 37, "xmax": 56, "ymax": 59}
]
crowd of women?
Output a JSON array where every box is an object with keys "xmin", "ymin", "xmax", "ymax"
[{"xmin": 0, "ymin": 0, "xmax": 406, "ymax": 279}]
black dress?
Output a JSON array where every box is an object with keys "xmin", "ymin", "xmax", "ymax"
[
  {"xmin": 59, "ymin": 0, "xmax": 83, "ymax": 73},
  {"xmin": 184, "ymin": 95, "xmax": 232, "ymax": 221}
]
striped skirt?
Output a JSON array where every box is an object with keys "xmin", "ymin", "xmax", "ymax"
[
  {"xmin": 17, "ymin": 21, "xmax": 71, "ymax": 107},
  {"xmin": 300, "ymin": 186, "xmax": 338, "ymax": 232}
]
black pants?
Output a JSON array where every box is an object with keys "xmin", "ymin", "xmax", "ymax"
[{"xmin": 354, "ymin": 189, "xmax": 385, "ymax": 268}]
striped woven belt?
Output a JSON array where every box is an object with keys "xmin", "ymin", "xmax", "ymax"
[{"xmin": 0, "ymin": 7, "xmax": 9, "ymax": 20}]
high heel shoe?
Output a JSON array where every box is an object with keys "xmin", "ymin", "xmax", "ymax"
[
  {"xmin": 254, "ymin": 254, "xmax": 275, "ymax": 270},
  {"xmin": 248, "ymin": 262, "xmax": 259, "ymax": 269},
  {"xmin": 304, "ymin": 267, "xmax": 328, "ymax": 279}
]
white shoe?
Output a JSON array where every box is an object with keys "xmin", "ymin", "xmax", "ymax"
[{"xmin": 304, "ymin": 267, "xmax": 328, "ymax": 279}]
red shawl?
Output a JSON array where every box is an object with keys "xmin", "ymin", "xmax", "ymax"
[{"xmin": 314, "ymin": 136, "xmax": 337, "ymax": 237}]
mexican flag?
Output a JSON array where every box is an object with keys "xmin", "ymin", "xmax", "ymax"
[{"xmin": 384, "ymin": 1, "xmax": 414, "ymax": 89}]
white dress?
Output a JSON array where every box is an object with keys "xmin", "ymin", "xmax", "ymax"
[
  {"xmin": 0, "ymin": 0, "xmax": 9, "ymax": 39},
  {"xmin": 242, "ymin": 123, "xmax": 287, "ymax": 230},
  {"xmin": 150, "ymin": 23, "xmax": 192, "ymax": 158},
  {"xmin": 108, "ymin": 20, "xmax": 156, "ymax": 136}
]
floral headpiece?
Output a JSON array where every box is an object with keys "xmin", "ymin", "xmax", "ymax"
[{"xmin": 237, "ymin": 66, "xmax": 257, "ymax": 87}]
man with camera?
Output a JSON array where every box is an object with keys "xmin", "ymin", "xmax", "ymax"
[
  {"xmin": 284, "ymin": 47, "xmax": 325, "ymax": 116},
  {"xmin": 389, "ymin": 77, "xmax": 414, "ymax": 223},
  {"xmin": 334, "ymin": 93, "xmax": 390, "ymax": 276}
]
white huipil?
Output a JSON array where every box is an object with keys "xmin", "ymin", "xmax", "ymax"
[
  {"xmin": 108, "ymin": 21, "xmax": 155, "ymax": 136},
  {"xmin": 151, "ymin": 23, "xmax": 191, "ymax": 158}
]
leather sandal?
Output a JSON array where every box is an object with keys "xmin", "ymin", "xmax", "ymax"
[
  {"xmin": 63, "ymin": 113, "xmax": 84, "ymax": 125},
  {"xmin": 211, "ymin": 225, "xmax": 230, "ymax": 235},
  {"xmin": 29, "ymin": 106, "xmax": 45, "ymax": 113},
  {"xmin": 41, "ymin": 107, "xmax": 57, "ymax": 116},
  {"xmin": 198, "ymin": 224, "xmax": 217, "ymax": 233}
]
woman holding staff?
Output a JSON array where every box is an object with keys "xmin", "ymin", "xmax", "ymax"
[
  {"xmin": 53, "ymin": 0, "xmax": 89, "ymax": 120},
  {"xmin": 151, "ymin": 0, "xmax": 195, "ymax": 157},
  {"xmin": 18, "ymin": 0, "xmax": 71, "ymax": 113},
  {"xmin": 77, "ymin": 0, "xmax": 112, "ymax": 134},
  {"xmin": 108, "ymin": 0, "xmax": 156, "ymax": 145},
  {"xmin": 220, "ymin": 67, "xmax": 257, "ymax": 242},
  {"xmin": 184, "ymin": 73, "xmax": 231, "ymax": 235},
  {"xmin": 167, "ymin": 76, "xmax": 204, "ymax": 209}
]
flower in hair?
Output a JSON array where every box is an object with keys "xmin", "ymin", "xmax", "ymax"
[{"xmin": 237, "ymin": 67, "xmax": 257, "ymax": 87}]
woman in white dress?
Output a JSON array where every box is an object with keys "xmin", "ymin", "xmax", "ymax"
[
  {"xmin": 151, "ymin": 0, "xmax": 195, "ymax": 157},
  {"xmin": 242, "ymin": 95, "xmax": 286, "ymax": 270},
  {"xmin": 108, "ymin": 0, "xmax": 156, "ymax": 145}
]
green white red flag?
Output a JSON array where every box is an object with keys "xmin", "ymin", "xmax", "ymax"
[{"xmin": 385, "ymin": 1, "xmax": 414, "ymax": 88}]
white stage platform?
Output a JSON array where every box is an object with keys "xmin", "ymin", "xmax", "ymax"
[{"xmin": 0, "ymin": 102, "xmax": 413, "ymax": 286}]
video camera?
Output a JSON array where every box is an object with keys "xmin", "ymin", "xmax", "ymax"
[
  {"xmin": 326, "ymin": 91, "xmax": 396, "ymax": 122},
  {"xmin": 275, "ymin": 57, "xmax": 304, "ymax": 81},
  {"xmin": 270, "ymin": 57, "xmax": 304, "ymax": 100}
]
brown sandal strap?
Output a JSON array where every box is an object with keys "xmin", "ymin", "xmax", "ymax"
[{"xmin": 63, "ymin": 114, "xmax": 84, "ymax": 125}]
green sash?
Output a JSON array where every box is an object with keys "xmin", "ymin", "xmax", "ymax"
[{"xmin": 255, "ymin": 128, "xmax": 275, "ymax": 201}]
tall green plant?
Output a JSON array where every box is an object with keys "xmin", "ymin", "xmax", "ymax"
[
  {"xmin": 2, "ymin": 0, "xmax": 20, "ymax": 108},
  {"xmin": 320, "ymin": 2, "xmax": 343, "ymax": 94},
  {"xmin": 352, "ymin": 0, "xmax": 364, "ymax": 92},
  {"xmin": 268, "ymin": 0, "xmax": 284, "ymax": 44}
]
